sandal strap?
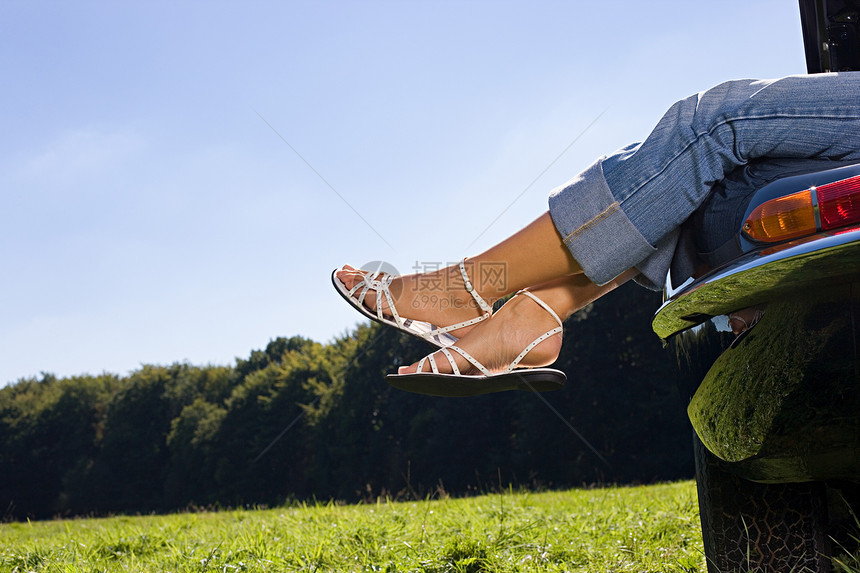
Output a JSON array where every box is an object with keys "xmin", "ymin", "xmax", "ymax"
[
  {"xmin": 427, "ymin": 352, "xmax": 438, "ymax": 373},
  {"xmin": 505, "ymin": 325, "xmax": 563, "ymax": 373},
  {"xmin": 377, "ymin": 273, "xmax": 402, "ymax": 326},
  {"xmin": 518, "ymin": 290, "xmax": 563, "ymax": 326},
  {"xmin": 424, "ymin": 260, "xmax": 493, "ymax": 337},
  {"xmin": 421, "ymin": 311, "xmax": 489, "ymax": 336},
  {"xmin": 447, "ymin": 345, "xmax": 491, "ymax": 377},
  {"xmin": 459, "ymin": 259, "xmax": 494, "ymax": 314},
  {"xmin": 440, "ymin": 347, "xmax": 461, "ymax": 376},
  {"xmin": 417, "ymin": 347, "xmax": 462, "ymax": 375},
  {"xmin": 348, "ymin": 271, "xmax": 406, "ymax": 330},
  {"xmin": 503, "ymin": 290, "xmax": 564, "ymax": 373}
]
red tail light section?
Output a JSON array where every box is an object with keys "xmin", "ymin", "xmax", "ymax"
[{"xmin": 817, "ymin": 175, "xmax": 860, "ymax": 230}]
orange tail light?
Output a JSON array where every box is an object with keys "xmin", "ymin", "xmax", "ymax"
[{"xmin": 743, "ymin": 190, "xmax": 816, "ymax": 242}]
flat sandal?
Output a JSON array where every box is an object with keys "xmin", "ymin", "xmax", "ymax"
[
  {"xmin": 331, "ymin": 259, "xmax": 493, "ymax": 348},
  {"xmin": 386, "ymin": 290, "xmax": 566, "ymax": 396}
]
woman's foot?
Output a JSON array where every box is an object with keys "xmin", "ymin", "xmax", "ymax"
[
  {"xmin": 335, "ymin": 261, "xmax": 494, "ymax": 340},
  {"xmin": 397, "ymin": 290, "xmax": 564, "ymax": 375}
]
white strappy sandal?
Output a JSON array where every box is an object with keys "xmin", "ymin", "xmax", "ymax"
[
  {"xmin": 331, "ymin": 260, "xmax": 493, "ymax": 348},
  {"xmin": 386, "ymin": 290, "xmax": 566, "ymax": 397}
]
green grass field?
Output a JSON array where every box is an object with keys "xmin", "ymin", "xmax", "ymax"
[{"xmin": 1, "ymin": 481, "xmax": 707, "ymax": 572}]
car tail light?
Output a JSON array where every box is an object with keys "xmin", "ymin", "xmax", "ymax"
[
  {"xmin": 817, "ymin": 175, "xmax": 860, "ymax": 229},
  {"xmin": 744, "ymin": 174, "xmax": 860, "ymax": 243},
  {"xmin": 743, "ymin": 190, "xmax": 816, "ymax": 242}
]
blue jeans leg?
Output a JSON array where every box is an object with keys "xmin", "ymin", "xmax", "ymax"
[{"xmin": 548, "ymin": 72, "xmax": 860, "ymax": 289}]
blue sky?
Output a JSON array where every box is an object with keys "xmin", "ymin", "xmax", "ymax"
[{"xmin": 1, "ymin": 1, "xmax": 806, "ymax": 385}]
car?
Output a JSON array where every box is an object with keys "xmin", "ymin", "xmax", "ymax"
[{"xmin": 652, "ymin": 1, "xmax": 860, "ymax": 571}]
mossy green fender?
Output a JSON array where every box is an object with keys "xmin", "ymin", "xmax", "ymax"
[
  {"xmin": 688, "ymin": 289, "xmax": 860, "ymax": 482},
  {"xmin": 655, "ymin": 230, "xmax": 860, "ymax": 483}
]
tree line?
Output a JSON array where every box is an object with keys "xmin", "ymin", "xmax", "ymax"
[{"xmin": 0, "ymin": 284, "xmax": 693, "ymax": 520}]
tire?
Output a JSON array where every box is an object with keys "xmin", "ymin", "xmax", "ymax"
[{"xmin": 694, "ymin": 434, "xmax": 832, "ymax": 573}]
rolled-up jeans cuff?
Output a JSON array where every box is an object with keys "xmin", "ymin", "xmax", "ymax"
[
  {"xmin": 548, "ymin": 159, "xmax": 658, "ymax": 286},
  {"xmin": 632, "ymin": 231, "xmax": 680, "ymax": 290}
]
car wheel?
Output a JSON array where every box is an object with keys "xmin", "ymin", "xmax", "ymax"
[{"xmin": 693, "ymin": 433, "xmax": 832, "ymax": 573}]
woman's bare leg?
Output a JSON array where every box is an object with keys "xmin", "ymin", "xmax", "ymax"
[
  {"xmin": 468, "ymin": 211, "xmax": 583, "ymax": 290},
  {"xmin": 337, "ymin": 212, "xmax": 583, "ymax": 337},
  {"xmin": 398, "ymin": 268, "xmax": 637, "ymax": 374}
]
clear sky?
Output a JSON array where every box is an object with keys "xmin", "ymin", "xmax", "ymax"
[{"xmin": 1, "ymin": 0, "xmax": 807, "ymax": 385}]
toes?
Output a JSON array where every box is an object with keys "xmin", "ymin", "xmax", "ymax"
[
  {"xmin": 398, "ymin": 350, "xmax": 466, "ymax": 375},
  {"xmin": 336, "ymin": 267, "xmax": 378, "ymax": 306},
  {"xmin": 336, "ymin": 266, "xmax": 362, "ymax": 290},
  {"xmin": 397, "ymin": 361, "xmax": 425, "ymax": 375},
  {"xmin": 398, "ymin": 354, "xmax": 435, "ymax": 375}
]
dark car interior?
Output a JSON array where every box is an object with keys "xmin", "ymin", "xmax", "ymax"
[{"xmin": 800, "ymin": 0, "xmax": 860, "ymax": 73}]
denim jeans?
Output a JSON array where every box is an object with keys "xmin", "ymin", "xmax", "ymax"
[{"xmin": 548, "ymin": 72, "xmax": 860, "ymax": 289}]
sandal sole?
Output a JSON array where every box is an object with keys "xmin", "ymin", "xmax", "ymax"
[{"xmin": 385, "ymin": 368, "xmax": 566, "ymax": 397}]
